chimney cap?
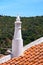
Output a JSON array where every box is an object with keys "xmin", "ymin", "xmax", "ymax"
[
  {"xmin": 15, "ymin": 16, "xmax": 22, "ymax": 23},
  {"xmin": 16, "ymin": 16, "xmax": 20, "ymax": 21}
]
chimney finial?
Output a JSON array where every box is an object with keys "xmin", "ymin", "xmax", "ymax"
[{"xmin": 16, "ymin": 16, "xmax": 20, "ymax": 21}]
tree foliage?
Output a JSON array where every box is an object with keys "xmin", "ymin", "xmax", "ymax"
[{"xmin": 0, "ymin": 15, "xmax": 43, "ymax": 51}]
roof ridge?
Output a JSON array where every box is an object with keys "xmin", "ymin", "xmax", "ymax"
[{"xmin": 24, "ymin": 37, "xmax": 43, "ymax": 51}]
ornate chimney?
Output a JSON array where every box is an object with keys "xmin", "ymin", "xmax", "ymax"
[{"xmin": 12, "ymin": 16, "xmax": 23, "ymax": 57}]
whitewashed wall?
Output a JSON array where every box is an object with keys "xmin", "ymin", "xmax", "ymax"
[{"xmin": 0, "ymin": 54, "xmax": 11, "ymax": 63}]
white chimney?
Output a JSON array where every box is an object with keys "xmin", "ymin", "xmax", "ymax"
[{"xmin": 12, "ymin": 16, "xmax": 23, "ymax": 57}]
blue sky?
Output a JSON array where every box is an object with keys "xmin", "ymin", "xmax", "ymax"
[{"xmin": 0, "ymin": 0, "xmax": 43, "ymax": 17}]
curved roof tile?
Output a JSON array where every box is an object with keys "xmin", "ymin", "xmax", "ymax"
[{"xmin": 0, "ymin": 43, "xmax": 43, "ymax": 65}]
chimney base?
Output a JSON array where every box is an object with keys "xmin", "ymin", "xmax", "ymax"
[{"xmin": 12, "ymin": 39, "xmax": 23, "ymax": 57}]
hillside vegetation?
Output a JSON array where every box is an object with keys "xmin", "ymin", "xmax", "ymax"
[{"xmin": 0, "ymin": 15, "xmax": 43, "ymax": 53}]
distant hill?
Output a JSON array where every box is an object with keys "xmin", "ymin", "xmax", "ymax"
[{"xmin": 0, "ymin": 15, "xmax": 43, "ymax": 51}]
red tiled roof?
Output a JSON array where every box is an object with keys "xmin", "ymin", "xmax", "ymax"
[{"xmin": 1, "ymin": 43, "xmax": 43, "ymax": 65}]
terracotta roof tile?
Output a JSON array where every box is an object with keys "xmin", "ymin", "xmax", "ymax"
[{"xmin": 1, "ymin": 43, "xmax": 43, "ymax": 65}]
